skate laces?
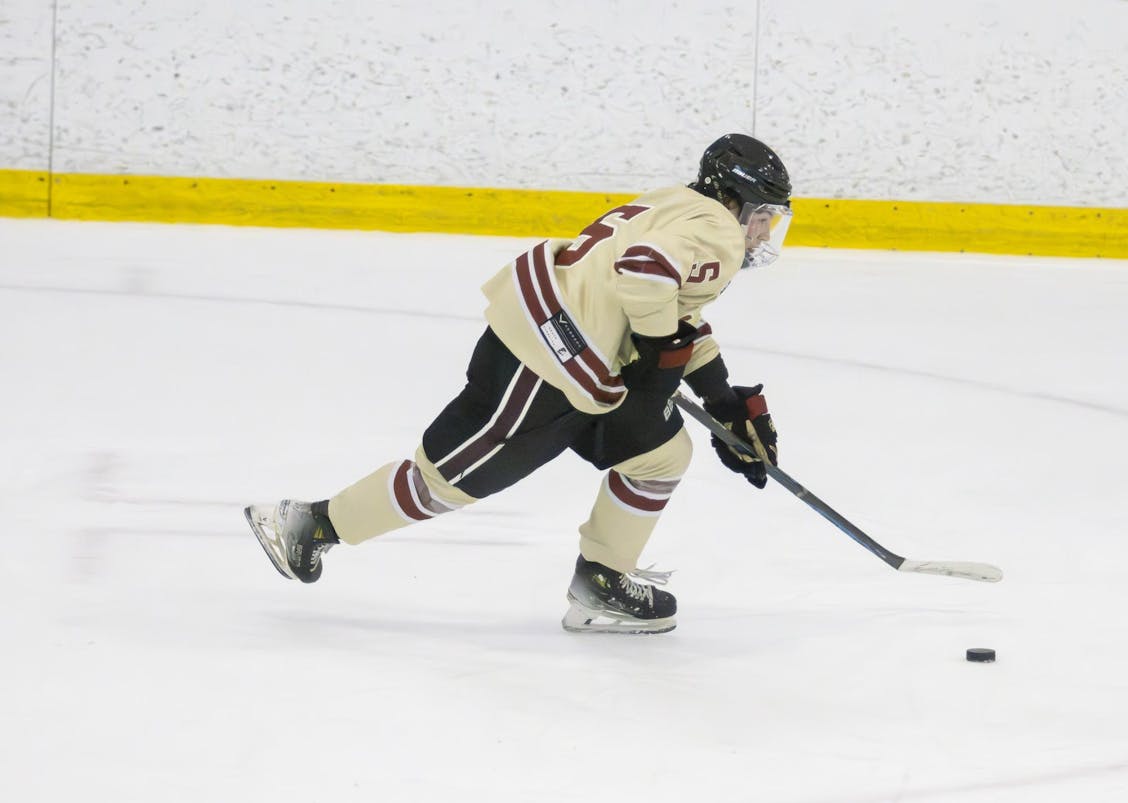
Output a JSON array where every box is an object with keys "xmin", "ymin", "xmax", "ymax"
[
  {"xmin": 631, "ymin": 565, "xmax": 672, "ymax": 585},
  {"xmin": 618, "ymin": 565, "xmax": 673, "ymax": 605}
]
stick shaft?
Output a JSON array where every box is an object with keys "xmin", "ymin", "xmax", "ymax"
[
  {"xmin": 674, "ymin": 392, "xmax": 905, "ymax": 569},
  {"xmin": 761, "ymin": 463, "xmax": 906, "ymax": 569}
]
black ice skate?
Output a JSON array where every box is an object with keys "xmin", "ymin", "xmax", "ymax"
[
  {"xmin": 244, "ymin": 499, "xmax": 339, "ymax": 583},
  {"xmin": 562, "ymin": 555, "xmax": 677, "ymax": 634}
]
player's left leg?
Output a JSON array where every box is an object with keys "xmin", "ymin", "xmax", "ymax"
[
  {"xmin": 577, "ymin": 427, "xmax": 692, "ymax": 571},
  {"xmin": 563, "ymin": 426, "xmax": 692, "ymax": 633}
]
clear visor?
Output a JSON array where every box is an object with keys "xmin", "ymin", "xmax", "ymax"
[{"xmin": 739, "ymin": 203, "xmax": 792, "ymax": 269}]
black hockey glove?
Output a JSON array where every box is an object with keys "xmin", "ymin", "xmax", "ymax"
[
  {"xmin": 703, "ymin": 384, "xmax": 778, "ymax": 489},
  {"xmin": 619, "ymin": 320, "xmax": 698, "ymax": 398}
]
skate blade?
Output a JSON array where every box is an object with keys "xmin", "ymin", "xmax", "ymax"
[
  {"xmin": 244, "ymin": 505, "xmax": 297, "ymax": 581},
  {"xmin": 561, "ymin": 600, "xmax": 676, "ymax": 635}
]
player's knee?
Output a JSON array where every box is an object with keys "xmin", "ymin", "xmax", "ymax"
[
  {"xmin": 413, "ymin": 444, "xmax": 480, "ymax": 509},
  {"xmin": 663, "ymin": 427, "xmax": 693, "ymax": 477},
  {"xmin": 615, "ymin": 427, "xmax": 693, "ymax": 482}
]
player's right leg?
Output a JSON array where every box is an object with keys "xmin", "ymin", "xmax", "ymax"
[
  {"xmin": 245, "ymin": 499, "xmax": 343, "ymax": 583},
  {"xmin": 246, "ymin": 327, "xmax": 584, "ymax": 582},
  {"xmin": 245, "ymin": 445, "xmax": 478, "ymax": 582}
]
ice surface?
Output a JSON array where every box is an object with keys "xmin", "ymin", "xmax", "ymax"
[{"xmin": 2, "ymin": 218, "xmax": 1127, "ymax": 802}]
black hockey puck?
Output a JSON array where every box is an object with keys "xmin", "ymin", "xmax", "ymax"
[{"xmin": 966, "ymin": 648, "xmax": 995, "ymax": 663}]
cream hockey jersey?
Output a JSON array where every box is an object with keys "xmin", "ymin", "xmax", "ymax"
[{"xmin": 481, "ymin": 185, "xmax": 746, "ymax": 415}]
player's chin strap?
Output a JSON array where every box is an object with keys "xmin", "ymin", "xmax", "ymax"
[{"xmin": 673, "ymin": 392, "xmax": 1003, "ymax": 584}]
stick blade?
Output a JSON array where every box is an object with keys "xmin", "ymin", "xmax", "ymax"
[{"xmin": 898, "ymin": 560, "xmax": 1003, "ymax": 583}]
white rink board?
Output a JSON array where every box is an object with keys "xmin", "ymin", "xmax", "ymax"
[
  {"xmin": 2, "ymin": 218, "xmax": 1128, "ymax": 801},
  {"xmin": 48, "ymin": 0, "xmax": 757, "ymax": 187},
  {"xmin": 0, "ymin": 0, "xmax": 54, "ymax": 170},
  {"xmin": 0, "ymin": 0, "xmax": 1122, "ymax": 205},
  {"xmin": 757, "ymin": 0, "xmax": 1128, "ymax": 206}
]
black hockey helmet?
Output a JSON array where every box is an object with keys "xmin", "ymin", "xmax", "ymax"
[{"xmin": 692, "ymin": 134, "xmax": 792, "ymax": 209}]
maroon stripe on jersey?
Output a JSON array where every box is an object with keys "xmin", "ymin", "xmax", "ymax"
[
  {"xmin": 512, "ymin": 243, "xmax": 625, "ymax": 406},
  {"xmin": 614, "ymin": 245, "xmax": 682, "ymax": 287},
  {"xmin": 536, "ymin": 243, "xmax": 625, "ymax": 401},
  {"xmin": 560, "ymin": 357, "xmax": 624, "ymax": 405},
  {"xmin": 437, "ymin": 366, "xmax": 541, "ymax": 483},
  {"xmin": 392, "ymin": 461, "xmax": 432, "ymax": 521},
  {"xmin": 608, "ymin": 471, "xmax": 670, "ymax": 513},
  {"xmin": 574, "ymin": 349, "xmax": 625, "ymax": 395},
  {"xmin": 530, "ymin": 242, "xmax": 562, "ymax": 313},
  {"xmin": 515, "ymin": 251, "xmax": 550, "ymax": 322}
]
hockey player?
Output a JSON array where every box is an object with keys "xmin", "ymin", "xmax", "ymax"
[{"xmin": 245, "ymin": 134, "xmax": 793, "ymax": 634}]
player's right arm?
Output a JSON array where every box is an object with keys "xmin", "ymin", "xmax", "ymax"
[
  {"xmin": 612, "ymin": 187, "xmax": 745, "ymax": 337},
  {"xmin": 612, "ymin": 229, "xmax": 698, "ymax": 338}
]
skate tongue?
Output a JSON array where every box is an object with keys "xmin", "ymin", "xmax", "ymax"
[{"xmin": 630, "ymin": 565, "xmax": 673, "ymax": 585}]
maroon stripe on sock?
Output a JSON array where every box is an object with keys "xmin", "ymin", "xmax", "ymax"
[
  {"xmin": 608, "ymin": 470, "xmax": 669, "ymax": 513},
  {"xmin": 392, "ymin": 461, "xmax": 432, "ymax": 521}
]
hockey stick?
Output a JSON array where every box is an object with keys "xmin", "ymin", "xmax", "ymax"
[{"xmin": 674, "ymin": 392, "xmax": 1003, "ymax": 583}]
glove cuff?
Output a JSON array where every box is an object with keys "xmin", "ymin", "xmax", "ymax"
[
  {"xmin": 744, "ymin": 393, "xmax": 768, "ymax": 418},
  {"xmin": 632, "ymin": 320, "xmax": 697, "ymax": 369},
  {"xmin": 685, "ymin": 355, "xmax": 732, "ymax": 403},
  {"xmin": 657, "ymin": 347, "xmax": 693, "ymax": 369}
]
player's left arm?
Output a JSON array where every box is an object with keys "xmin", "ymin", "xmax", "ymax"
[
  {"xmin": 681, "ymin": 311, "xmax": 778, "ymax": 489},
  {"xmin": 684, "ymin": 345, "xmax": 779, "ymax": 488}
]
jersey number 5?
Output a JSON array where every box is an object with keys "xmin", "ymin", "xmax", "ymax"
[{"xmin": 556, "ymin": 204, "xmax": 651, "ymax": 267}]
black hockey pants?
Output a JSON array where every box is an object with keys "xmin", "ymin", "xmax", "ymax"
[{"xmin": 421, "ymin": 327, "xmax": 684, "ymax": 500}]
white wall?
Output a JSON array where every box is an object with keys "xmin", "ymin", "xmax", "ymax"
[
  {"xmin": 758, "ymin": 0, "xmax": 1128, "ymax": 206},
  {"xmin": 0, "ymin": 0, "xmax": 53, "ymax": 171},
  {"xmin": 2, "ymin": 0, "xmax": 1126, "ymax": 206}
]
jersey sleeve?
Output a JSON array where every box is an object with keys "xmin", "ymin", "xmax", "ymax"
[
  {"xmin": 612, "ymin": 230, "xmax": 699, "ymax": 338},
  {"xmin": 683, "ymin": 319, "xmax": 721, "ymax": 376}
]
